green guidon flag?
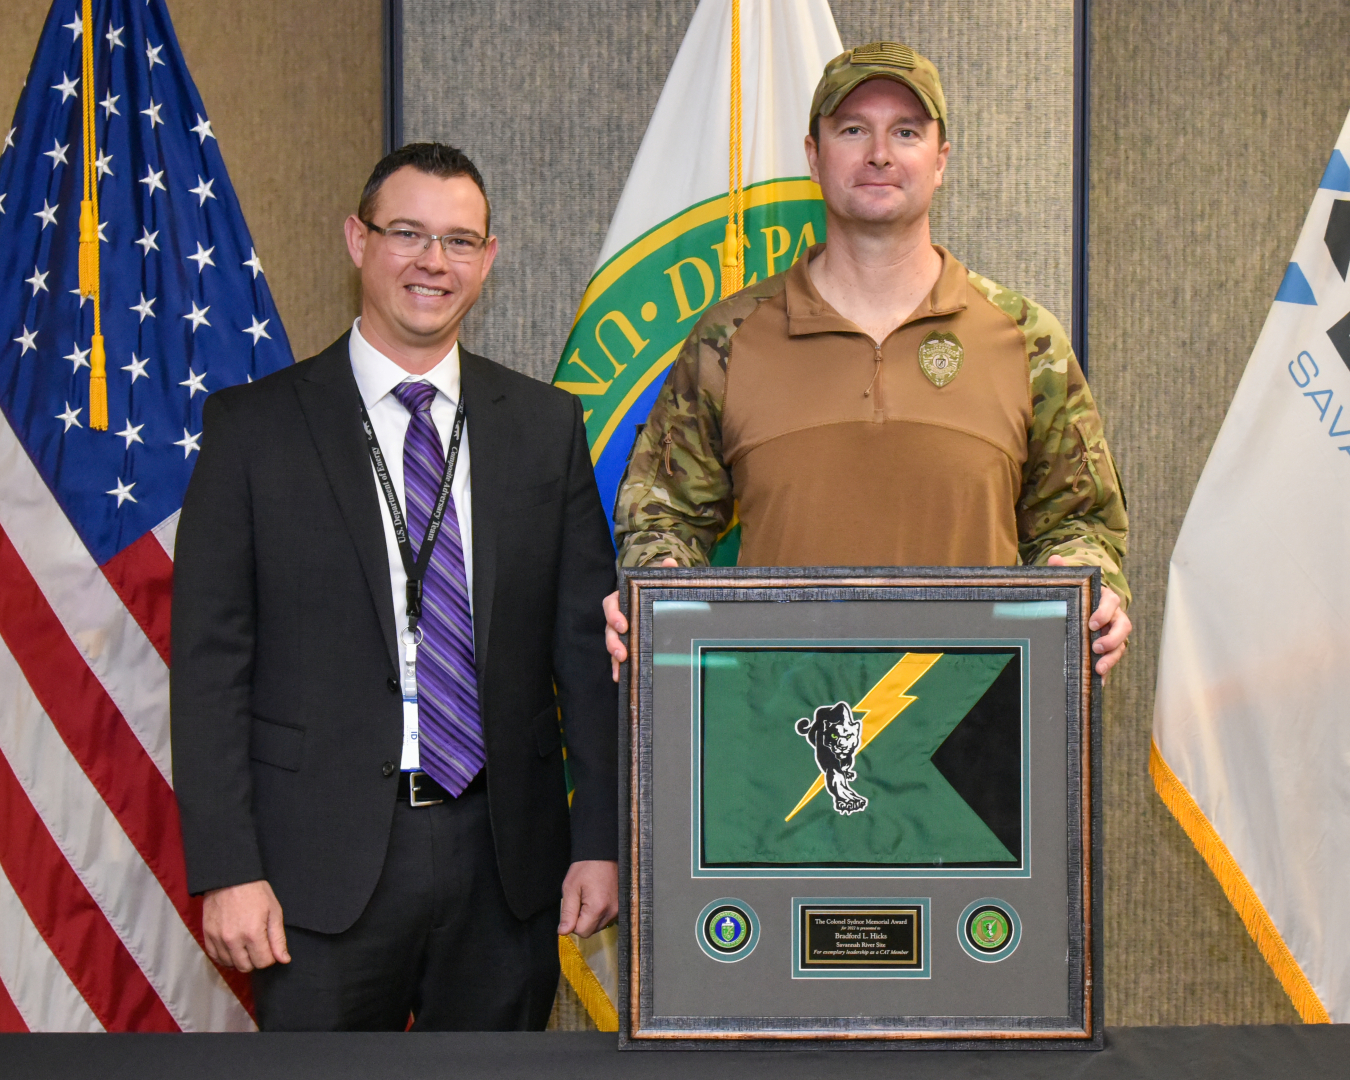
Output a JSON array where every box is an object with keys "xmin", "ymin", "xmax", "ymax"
[
  {"xmin": 552, "ymin": 0, "xmax": 842, "ymax": 563},
  {"xmin": 694, "ymin": 646, "xmax": 1028, "ymax": 874}
]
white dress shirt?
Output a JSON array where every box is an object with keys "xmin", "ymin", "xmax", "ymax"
[{"xmin": 348, "ymin": 318, "xmax": 474, "ymax": 769}]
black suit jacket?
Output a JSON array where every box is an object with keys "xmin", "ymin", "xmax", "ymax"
[{"xmin": 170, "ymin": 335, "xmax": 617, "ymax": 933}]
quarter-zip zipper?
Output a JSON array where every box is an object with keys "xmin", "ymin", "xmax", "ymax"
[{"xmin": 863, "ymin": 342, "xmax": 884, "ymax": 420}]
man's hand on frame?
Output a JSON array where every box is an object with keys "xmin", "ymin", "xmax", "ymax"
[
  {"xmin": 202, "ymin": 879, "xmax": 290, "ymax": 972},
  {"xmin": 558, "ymin": 859, "xmax": 619, "ymax": 938},
  {"xmin": 1047, "ymin": 555, "xmax": 1131, "ymax": 679},
  {"xmin": 603, "ymin": 558, "xmax": 678, "ymax": 682},
  {"xmin": 607, "ymin": 557, "xmax": 1128, "ymax": 678}
]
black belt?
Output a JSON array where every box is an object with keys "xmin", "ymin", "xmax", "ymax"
[{"xmin": 397, "ymin": 769, "xmax": 485, "ymax": 806}]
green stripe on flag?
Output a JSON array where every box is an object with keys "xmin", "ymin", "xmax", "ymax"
[{"xmin": 553, "ymin": 180, "xmax": 826, "ymax": 537}]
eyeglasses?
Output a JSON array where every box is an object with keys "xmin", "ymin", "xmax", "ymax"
[{"xmin": 361, "ymin": 220, "xmax": 491, "ymax": 261}]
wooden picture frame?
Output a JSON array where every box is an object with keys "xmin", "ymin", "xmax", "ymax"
[{"xmin": 617, "ymin": 566, "xmax": 1102, "ymax": 1049}]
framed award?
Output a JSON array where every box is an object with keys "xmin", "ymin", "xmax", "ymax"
[{"xmin": 617, "ymin": 566, "xmax": 1102, "ymax": 1049}]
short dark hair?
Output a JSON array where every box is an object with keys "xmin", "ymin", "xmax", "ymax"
[{"xmin": 357, "ymin": 142, "xmax": 492, "ymax": 234}]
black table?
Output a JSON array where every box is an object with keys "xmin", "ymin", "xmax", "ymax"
[{"xmin": 4, "ymin": 1026, "xmax": 1348, "ymax": 1079}]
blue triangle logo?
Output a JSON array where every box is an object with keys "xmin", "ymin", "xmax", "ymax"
[
  {"xmin": 1275, "ymin": 262, "xmax": 1317, "ymax": 305},
  {"xmin": 1320, "ymin": 149, "xmax": 1350, "ymax": 192}
]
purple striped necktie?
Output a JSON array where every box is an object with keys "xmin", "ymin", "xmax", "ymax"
[{"xmin": 392, "ymin": 380, "xmax": 484, "ymax": 796}]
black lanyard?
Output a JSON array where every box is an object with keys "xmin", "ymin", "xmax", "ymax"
[{"xmin": 358, "ymin": 389, "xmax": 466, "ymax": 631}]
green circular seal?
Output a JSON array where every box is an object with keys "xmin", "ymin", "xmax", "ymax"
[
  {"xmin": 970, "ymin": 908, "xmax": 1010, "ymax": 950},
  {"xmin": 957, "ymin": 898, "xmax": 1021, "ymax": 963},
  {"xmin": 695, "ymin": 898, "xmax": 760, "ymax": 963},
  {"xmin": 707, "ymin": 908, "xmax": 749, "ymax": 951}
]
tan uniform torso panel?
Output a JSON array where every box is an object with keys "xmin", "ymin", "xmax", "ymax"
[{"xmin": 720, "ymin": 248, "xmax": 1034, "ymax": 568}]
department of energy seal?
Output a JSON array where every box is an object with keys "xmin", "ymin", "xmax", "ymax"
[
  {"xmin": 696, "ymin": 898, "xmax": 760, "ymax": 962},
  {"xmin": 957, "ymin": 898, "xmax": 1021, "ymax": 963},
  {"xmin": 710, "ymin": 909, "xmax": 748, "ymax": 950},
  {"xmin": 918, "ymin": 330, "xmax": 964, "ymax": 387}
]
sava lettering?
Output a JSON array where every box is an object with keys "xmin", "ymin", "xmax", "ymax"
[{"xmin": 1288, "ymin": 348, "xmax": 1350, "ymax": 457}]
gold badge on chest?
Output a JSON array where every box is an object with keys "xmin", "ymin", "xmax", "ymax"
[{"xmin": 918, "ymin": 331, "xmax": 964, "ymax": 387}]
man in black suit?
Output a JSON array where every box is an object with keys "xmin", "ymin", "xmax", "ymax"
[{"xmin": 170, "ymin": 143, "xmax": 618, "ymax": 1031}]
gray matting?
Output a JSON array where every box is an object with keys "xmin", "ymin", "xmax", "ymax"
[{"xmin": 646, "ymin": 601, "xmax": 1069, "ymax": 1023}]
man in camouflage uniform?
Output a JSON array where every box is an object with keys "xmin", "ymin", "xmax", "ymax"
[{"xmin": 604, "ymin": 42, "xmax": 1132, "ymax": 676}]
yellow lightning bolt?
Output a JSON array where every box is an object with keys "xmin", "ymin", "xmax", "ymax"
[{"xmin": 784, "ymin": 652, "xmax": 943, "ymax": 822}]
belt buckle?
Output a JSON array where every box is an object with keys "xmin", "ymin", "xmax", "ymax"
[{"xmin": 408, "ymin": 771, "xmax": 443, "ymax": 807}]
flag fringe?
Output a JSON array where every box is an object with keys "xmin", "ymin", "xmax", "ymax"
[
  {"xmin": 1149, "ymin": 740, "xmax": 1330, "ymax": 1023},
  {"xmin": 557, "ymin": 934, "xmax": 618, "ymax": 1032}
]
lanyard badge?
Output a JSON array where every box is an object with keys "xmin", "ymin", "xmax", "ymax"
[
  {"xmin": 401, "ymin": 624, "xmax": 423, "ymax": 761},
  {"xmin": 401, "ymin": 623, "xmax": 423, "ymax": 700},
  {"xmin": 359, "ymin": 391, "xmax": 467, "ymax": 768}
]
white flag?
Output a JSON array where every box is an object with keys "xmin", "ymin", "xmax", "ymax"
[
  {"xmin": 595, "ymin": 0, "xmax": 842, "ymax": 273},
  {"xmin": 552, "ymin": 0, "xmax": 841, "ymax": 555},
  {"xmin": 1151, "ymin": 112, "xmax": 1350, "ymax": 1024},
  {"xmin": 552, "ymin": 0, "xmax": 842, "ymax": 1027}
]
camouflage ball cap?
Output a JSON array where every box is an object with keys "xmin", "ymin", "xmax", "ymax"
[{"xmin": 810, "ymin": 42, "xmax": 947, "ymax": 133}]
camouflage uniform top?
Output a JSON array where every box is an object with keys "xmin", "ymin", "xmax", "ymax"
[{"xmin": 614, "ymin": 245, "xmax": 1130, "ymax": 605}]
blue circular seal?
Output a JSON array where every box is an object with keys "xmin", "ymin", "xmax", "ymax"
[
  {"xmin": 695, "ymin": 898, "xmax": 760, "ymax": 963},
  {"xmin": 957, "ymin": 898, "xmax": 1022, "ymax": 963}
]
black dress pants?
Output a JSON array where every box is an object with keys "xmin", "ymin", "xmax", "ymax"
[{"xmin": 251, "ymin": 783, "xmax": 560, "ymax": 1031}]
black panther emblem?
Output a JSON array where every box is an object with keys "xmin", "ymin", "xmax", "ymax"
[{"xmin": 795, "ymin": 701, "xmax": 868, "ymax": 815}]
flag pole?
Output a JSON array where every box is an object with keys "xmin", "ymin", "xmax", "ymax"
[{"xmin": 79, "ymin": 0, "xmax": 107, "ymax": 430}]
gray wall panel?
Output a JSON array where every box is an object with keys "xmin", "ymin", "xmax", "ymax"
[
  {"xmin": 402, "ymin": 1, "xmax": 1075, "ymax": 381},
  {"xmin": 831, "ymin": 1, "xmax": 1076, "ymax": 347},
  {"xmin": 401, "ymin": 0, "xmax": 696, "ymax": 379},
  {"xmin": 1090, "ymin": 0, "xmax": 1350, "ymax": 1027}
]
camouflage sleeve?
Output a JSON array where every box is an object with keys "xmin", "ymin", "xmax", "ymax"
[
  {"xmin": 967, "ymin": 272, "xmax": 1130, "ymax": 606},
  {"xmin": 1016, "ymin": 305, "xmax": 1131, "ymax": 606},
  {"xmin": 613, "ymin": 311, "xmax": 736, "ymax": 568}
]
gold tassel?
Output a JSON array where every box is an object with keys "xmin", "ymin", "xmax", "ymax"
[
  {"xmin": 79, "ymin": 1, "xmax": 108, "ymax": 433},
  {"xmin": 79, "ymin": 200, "xmax": 97, "ymax": 296},
  {"xmin": 722, "ymin": 221, "xmax": 739, "ymax": 267},
  {"xmin": 88, "ymin": 334, "xmax": 108, "ymax": 430}
]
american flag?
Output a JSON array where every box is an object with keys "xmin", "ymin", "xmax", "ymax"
[{"xmin": 0, "ymin": 0, "xmax": 291, "ymax": 1031}]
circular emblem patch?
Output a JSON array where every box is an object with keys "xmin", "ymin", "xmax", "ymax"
[
  {"xmin": 709, "ymin": 909, "xmax": 748, "ymax": 950},
  {"xmin": 918, "ymin": 330, "xmax": 964, "ymax": 387},
  {"xmin": 971, "ymin": 909, "xmax": 1010, "ymax": 950},
  {"xmin": 957, "ymin": 898, "xmax": 1021, "ymax": 963},
  {"xmin": 695, "ymin": 898, "xmax": 760, "ymax": 962}
]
